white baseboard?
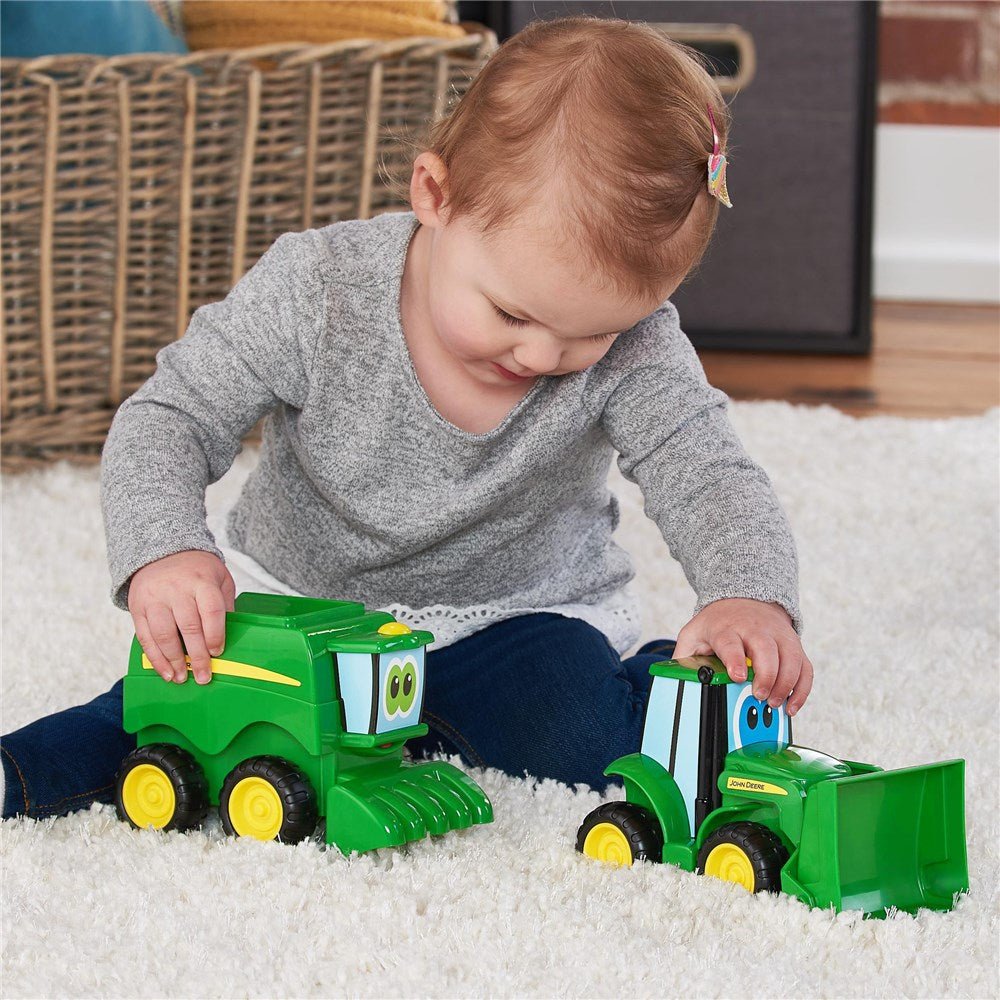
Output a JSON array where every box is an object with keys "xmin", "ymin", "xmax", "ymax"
[{"xmin": 873, "ymin": 124, "xmax": 1000, "ymax": 303}]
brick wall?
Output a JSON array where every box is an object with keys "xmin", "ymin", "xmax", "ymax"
[{"xmin": 879, "ymin": 1, "xmax": 1000, "ymax": 125}]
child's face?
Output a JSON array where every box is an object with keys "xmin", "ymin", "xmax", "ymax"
[{"xmin": 417, "ymin": 212, "xmax": 681, "ymax": 388}]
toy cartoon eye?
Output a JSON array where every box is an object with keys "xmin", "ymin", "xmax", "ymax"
[
  {"xmin": 731, "ymin": 683, "xmax": 787, "ymax": 750},
  {"xmin": 383, "ymin": 656, "xmax": 420, "ymax": 720},
  {"xmin": 398, "ymin": 659, "xmax": 417, "ymax": 715}
]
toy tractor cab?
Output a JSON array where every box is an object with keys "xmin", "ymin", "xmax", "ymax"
[{"xmin": 577, "ymin": 656, "xmax": 968, "ymax": 915}]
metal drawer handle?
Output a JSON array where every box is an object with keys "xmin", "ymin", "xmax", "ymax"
[{"xmin": 653, "ymin": 22, "xmax": 757, "ymax": 94}]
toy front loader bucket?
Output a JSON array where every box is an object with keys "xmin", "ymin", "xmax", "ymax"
[
  {"xmin": 782, "ymin": 759, "xmax": 968, "ymax": 914},
  {"xmin": 324, "ymin": 760, "xmax": 493, "ymax": 856}
]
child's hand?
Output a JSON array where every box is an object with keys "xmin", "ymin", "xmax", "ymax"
[
  {"xmin": 673, "ymin": 598, "xmax": 813, "ymax": 716},
  {"xmin": 127, "ymin": 550, "xmax": 236, "ymax": 686}
]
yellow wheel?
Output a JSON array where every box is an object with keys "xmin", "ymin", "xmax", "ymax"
[
  {"xmin": 702, "ymin": 842, "xmax": 757, "ymax": 891},
  {"xmin": 115, "ymin": 744, "xmax": 208, "ymax": 832},
  {"xmin": 696, "ymin": 822, "xmax": 788, "ymax": 894},
  {"xmin": 576, "ymin": 802, "xmax": 663, "ymax": 866},
  {"xmin": 220, "ymin": 756, "xmax": 318, "ymax": 844},
  {"xmin": 582, "ymin": 822, "xmax": 634, "ymax": 866},
  {"xmin": 121, "ymin": 764, "xmax": 175, "ymax": 829},
  {"xmin": 226, "ymin": 776, "xmax": 284, "ymax": 840}
]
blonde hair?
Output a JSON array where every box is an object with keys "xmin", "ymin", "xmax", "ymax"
[{"xmin": 426, "ymin": 16, "xmax": 730, "ymax": 299}]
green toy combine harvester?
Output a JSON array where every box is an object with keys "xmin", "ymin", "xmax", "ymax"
[
  {"xmin": 115, "ymin": 592, "xmax": 968, "ymax": 915},
  {"xmin": 115, "ymin": 593, "xmax": 493, "ymax": 855},
  {"xmin": 576, "ymin": 655, "xmax": 968, "ymax": 916}
]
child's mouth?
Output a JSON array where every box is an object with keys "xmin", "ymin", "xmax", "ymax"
[{"xmin": 492, "ymin": 363, "xmax": 534, "ymax": 382}]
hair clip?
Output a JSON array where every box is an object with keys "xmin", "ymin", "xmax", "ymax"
[{"xmin": 707, "ymin": 105, "xmax": 732, "ymax": 208}]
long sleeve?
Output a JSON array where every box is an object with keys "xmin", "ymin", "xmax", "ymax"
[
  {"xmin": 597, "ymin": 303, "xmax": 802, "ymax": 631},
  {"xmin": 100, "ymin": 231, "xmax": 328, "ymax": 608}
]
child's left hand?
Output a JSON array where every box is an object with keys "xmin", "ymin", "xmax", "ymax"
[{"xmin": 672, "ymin": 598, "xmax": 813, "ymax": 716}]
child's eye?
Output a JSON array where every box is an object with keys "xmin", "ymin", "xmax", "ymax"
[
  {"xmin": 493, "ymin": 304, "xmax": 529, "ymax": 328},
  {"xmin": 588, "ymin": 331, "xmax": 619, "ymax": 344}
]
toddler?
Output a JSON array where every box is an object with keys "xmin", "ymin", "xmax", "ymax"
[{"xmin": 1, "ymin": 17, "xmax": 811, "ymax": 820}]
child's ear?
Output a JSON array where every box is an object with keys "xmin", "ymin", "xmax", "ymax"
[{"xmin": 410, "ymin": 152, "xmax": 451, "ymax": 228}]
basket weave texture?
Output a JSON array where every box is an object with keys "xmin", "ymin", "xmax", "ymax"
[{"xmin": 0, "ymin": 34, "xmax": 495, "ymax": 471}]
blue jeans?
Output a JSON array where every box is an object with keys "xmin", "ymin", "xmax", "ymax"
[{"xmin": 1, "ymin": 613, "xmax": 674, "ymax": 819}]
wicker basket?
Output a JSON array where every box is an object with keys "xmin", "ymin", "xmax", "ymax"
[
  {"xmin": 0, "ymin": 33, "xmax": 495, "ymax": 471},
  {"xmin": 181, "ymin": 1, "xmax": 468, "ymax": 49}
]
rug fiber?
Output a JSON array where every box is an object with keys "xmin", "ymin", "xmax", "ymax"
[{"xmin": 1, "ymin": 401, "xmax": 997, "ymax": 999}]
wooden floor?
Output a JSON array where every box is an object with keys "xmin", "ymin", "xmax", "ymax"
[{"xmin": 697, "ymin": 302, "xmax": 999, "ymax": 418}]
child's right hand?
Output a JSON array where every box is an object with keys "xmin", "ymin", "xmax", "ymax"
[{"xmin": 127, "ymin": 550, "xmax": 236, "ymax": 686}]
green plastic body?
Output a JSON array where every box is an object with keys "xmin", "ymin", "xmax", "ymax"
[
  {"xmin": 122, "ymin": 592, "xmax": 493, "ymax": 854},
  {"xmin": 605, "ymin": 655, "xmax": 968, "ymax": 915}
]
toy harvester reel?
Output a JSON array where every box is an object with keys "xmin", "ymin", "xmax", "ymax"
[
  {"xmin": 576, "ymin": 655, "xmax": 968, "ymax": 916},
  {"xmin": 115, "ymin": 593, "xmax": 493, "ymax": 854}
]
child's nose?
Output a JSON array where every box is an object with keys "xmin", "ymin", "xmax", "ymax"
[{"xmin": 514, "ymin": 336, "xmax": 562, "ymax": 374}]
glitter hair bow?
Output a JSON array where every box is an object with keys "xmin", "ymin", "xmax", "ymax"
[{"xmin": 707, "ymin": 106, "xmax": 732, "ymax": 208}]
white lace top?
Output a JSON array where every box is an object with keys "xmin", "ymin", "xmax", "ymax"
[
  {"xmin": 214, "ymin": 511, "xmax": 642, "ymax": 652},
  {"xmin": 385, "ymin": 593, "xmax": 643, "ymax": 654}
]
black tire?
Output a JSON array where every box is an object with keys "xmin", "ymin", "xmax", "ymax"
[
  {"xmin": 220, "ymin": 756, "xmax": 317, "ymax": 844},
  {"xmin": 576, "ymin": 801, "xmax": 664, "ymax": 865},
  {"xmin": 696, "ymin": 821, "xmax": 789, "ymax": 893},
  {"xmin": 115, "ymin": 743, "xmax": 209, "ymax": 833}
]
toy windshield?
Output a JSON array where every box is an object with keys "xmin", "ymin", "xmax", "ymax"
[{"xmin": 335, "ymin": 649, "xmax": 426, "ymax": 736}]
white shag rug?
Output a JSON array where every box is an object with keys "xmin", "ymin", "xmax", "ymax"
[{"xmin": 1, "ymin": 401, "xmax": 998, "ymax": 1000}]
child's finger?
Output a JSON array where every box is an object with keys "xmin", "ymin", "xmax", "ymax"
[
  {"xmin": 137, "ymin": 605, "xmax": 188, "ymax": 683},
  {"xmin": 765, "ymin": 638, "xmax": 810, "ymax": 710},
  {"xmin": 744, "ymin": 638, "xmax": 780, "ymax": 704},
  {"xmin": 196, "ymin": 585, "xmax": 229, "ymax": 664},
  {"xmin": 132, "ymin": 614, "xmax": 173, "ymax": 682},
  {"xmin": 786, "ymin": 652, "xmax": 814, "ymax": 716},
  {"xmin": 670, "ymin": 621, "xmax": 711, "ymax": 660},
  {"xmin": 173, "ymin": 595, "xmax": 213, "ymax": 686},
  {"xmin": 182, "ymin": 635, "xmax": 213, "ymax": 686},
  {"xmin": 220, "ymin": 569, "xmax": 237, "ymax": 610},
  {"xmin": 711, "ymin": 633, "xmax": 750, "ymax": 683}
]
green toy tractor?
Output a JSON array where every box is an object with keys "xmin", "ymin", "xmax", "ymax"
[
  {"xmin": 577, "ymin": 656, "xmax": 968, "ymax": 915},
  {"xmin": 115, "ymin": 592, "xmax": 493, "ymax": 854}
]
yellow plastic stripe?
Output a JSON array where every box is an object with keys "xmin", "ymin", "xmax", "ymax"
[
  {"xmin": 726, "ymin": 777, "xmax": 788, "ymax": 796},
  {"xmin": 140, "ymin": 653, "xmax": 301, "ymax": 687}
]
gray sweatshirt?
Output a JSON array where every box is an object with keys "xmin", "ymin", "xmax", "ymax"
[{"xmin": 101, "ymin": 211, "xmax": 800, "ymax": 650}]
